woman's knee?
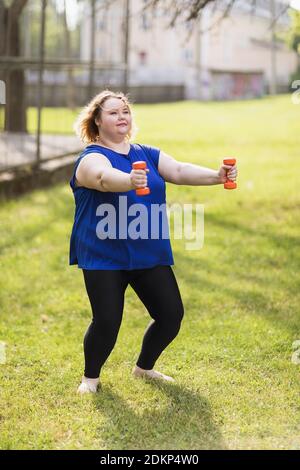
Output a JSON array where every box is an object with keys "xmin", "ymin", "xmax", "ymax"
[
  {"xmin": 93, "ymin": 313, "xmax": 122, "ymax": 333},
  {"xmin": 172, "ymin": 296, "xmax": 184, "ymax": 322},
  {"xmin": 159, "ymin": 300, "xmax": 184, "ymax": 328},
  {"xmin": 179, "ymin": 300, "xmax": 185, "ymax": 321}
]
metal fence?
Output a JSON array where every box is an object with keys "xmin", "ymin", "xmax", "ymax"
[
  {"xmin": 1, "ymin": 0, "xmax": 294, "ymax": 178},
  {"xmin": 0, "ymin": 0, "xmax": 128, "ymax": 175}
]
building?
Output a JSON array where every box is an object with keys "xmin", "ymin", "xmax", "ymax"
[{"xmin": 80, "ymin": 0, "xmax": 298, "ymax": 101}]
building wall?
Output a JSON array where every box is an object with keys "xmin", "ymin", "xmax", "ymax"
[
  {"xmin": 79, "ymin": 0, "xmax": 298, "ymax": 100},
  {"xmin": 206, "ymin": 8, "xmax": 297, "ymax": 85}
]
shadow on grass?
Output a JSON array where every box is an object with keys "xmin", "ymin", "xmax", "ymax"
[
  {"xmin": 92, "ymin": 380, "xmax": 225, "ymax": 450},
  {"xmin": 172, "ymin": 211, "xmax": 299, "ymax": 332},
  {"xmin": 4, "ymin": 182, "xmax": 296, "ymax": 333},
  {"xmin": 207, "ymin": 212, "xmax": 299, "ymax": 262},
  {"xmin": 0, "ymin": 184, "xmax": 74, "ymax": 254}
]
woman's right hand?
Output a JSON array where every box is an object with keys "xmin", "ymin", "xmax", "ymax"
[{"xmin": 129, "ymin": 168, "xmax": 149, "ymax": 190}]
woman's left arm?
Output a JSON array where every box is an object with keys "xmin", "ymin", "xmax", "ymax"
[{"xmin": 158, "ymin": 150, "xmax": 238, "ymax": 186}]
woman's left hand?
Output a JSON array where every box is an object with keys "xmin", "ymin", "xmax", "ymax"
[{"xmin": 218, "ymin": 163, "xmax": 238, "ymax": 184}]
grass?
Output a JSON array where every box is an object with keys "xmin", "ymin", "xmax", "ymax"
[{"xmin": 0, "ymin": 95, "xmax": 300, "ymax": 450}]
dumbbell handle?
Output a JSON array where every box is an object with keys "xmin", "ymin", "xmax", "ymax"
[
  {"xmin": 132, "ymin": 161, "xmax": 150, "ymax": 196},
  {"xmin": 223, "ymin": 158, "xmax": 237, "ymax": 190}
]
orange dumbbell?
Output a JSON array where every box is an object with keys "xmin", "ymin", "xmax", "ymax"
[
  {"xmin": 223, "ymin": 158, "xmax": 237, "ymax": 190},
  {"xmin": 132, "ymin": 161, "xmax": 150, "ymax": 196}
]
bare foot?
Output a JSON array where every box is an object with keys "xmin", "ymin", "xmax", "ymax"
[{"xmin": 132, "ymin": 365, "xmax": 175, "ymax": 382}]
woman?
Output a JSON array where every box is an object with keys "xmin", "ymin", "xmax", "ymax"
[{"xmin": 69, "ymin": 90, "xmax": 238, "ymax": 394}]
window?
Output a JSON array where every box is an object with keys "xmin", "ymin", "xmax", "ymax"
[
  {"xmin": 138, "ymin": 51, "xmax": 147, "ymax": 65},
  {"xmin": 141, "ymin": 0, "xmax": 151, "ymax": 29}
]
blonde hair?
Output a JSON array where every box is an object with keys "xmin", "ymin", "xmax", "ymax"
[{"xmin": 74, "ymin": 89, "xmax": 138, "ymax": 144}]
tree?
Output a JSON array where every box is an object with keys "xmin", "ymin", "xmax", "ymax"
[
  {"xmin": 286, "ymin": 8, "xmax": 300, "ymax": 58},
  {"xmin": 63, "ymin": 0, "xmax": 76, "ymax": 109},
  {"xmin": 0, "ymin": 0, "xmax": 287, "ymax": 133},
  {"xmin": 285, "ymin": 8, "xmax": 300, "ymax": 86},
  {"xmin": 141, "ymin": 0, "xmax": 256, "ymax": 29},
  {"xmin": 1, "ymin": 0, "xmax": 80, "ymax": 133},
  {"xmin": 0, "ymin": 0, "xmax": 28, "ymax": 132}
]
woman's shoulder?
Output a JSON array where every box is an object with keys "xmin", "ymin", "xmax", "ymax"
[
  {"xmin": 76, "ymin": 146, "xmax": 112, "ymax": 169},
  {"xmin": 133, "ymin": 142, "xmax": 160, "ymax": 152},
  {"xmin": 77, "ymin": 144, "xmax": 112, "ymax": 160},
  {"xmin": 82, "ymin": 143, "xmax": 106, "ymax": 153}
]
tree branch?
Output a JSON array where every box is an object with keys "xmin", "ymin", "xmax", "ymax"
[{"xmin": 9, "ymin": 0, "xmax": 28, "ymax": 20}]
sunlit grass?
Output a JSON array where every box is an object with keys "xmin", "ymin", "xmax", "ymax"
[{"xmin": 0, "ymin": 95, "xmax": 300, "ymax": 450}]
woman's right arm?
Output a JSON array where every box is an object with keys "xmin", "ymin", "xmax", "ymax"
[{"xmin": 76, "ymin": 153, "xmax": 133, "ymax": 192}]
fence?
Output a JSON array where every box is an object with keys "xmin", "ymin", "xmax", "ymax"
[
  {"xmin": 0, "ymin": 0, "xmax": 186, "ymax": 178},
  {"xmin": 0, "ymin": 0, "xmax": 129, "ymax": 176}
]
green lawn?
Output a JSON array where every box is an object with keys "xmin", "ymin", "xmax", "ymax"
[{"xmin": 0, "ymin": 95, "xmax": 300, "ymax": 450}]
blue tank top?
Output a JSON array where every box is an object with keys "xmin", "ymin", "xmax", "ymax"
[{"xmin": 69, "ymin": 143, "xmax": 174, "ymax": 270}]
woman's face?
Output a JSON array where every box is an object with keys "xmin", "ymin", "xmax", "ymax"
[{"xmin": 97, "ymin": 97, "xmax": 132, "ymax": 140}]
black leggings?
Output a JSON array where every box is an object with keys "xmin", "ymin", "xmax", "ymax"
[{"xmin": 82, "ymin": 265, "xmax": 184, "ymax": 378}]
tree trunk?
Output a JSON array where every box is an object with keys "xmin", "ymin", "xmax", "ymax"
[
  {"xmin": 0, "ymin": 0, "xmax": 28, "ymax": 133},
  {"xmin": 0, "ymin": 3, "xmax": 7, "ymax": 108},
  {"xmin": 63, "ymin": 0, "xmax": 76, "ymax": 110},
  {"xmin": 5, "ymin": 33, "xmax": 27, "ymax": 132}
]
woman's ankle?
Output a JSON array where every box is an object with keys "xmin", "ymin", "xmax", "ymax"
[
  {"xmin": 82, "ymin": 375, "xmax": 100, "ymax": 383},
  {"xmin": 134, "ymin": 365, "xmax": 151, "ymax": 372}
]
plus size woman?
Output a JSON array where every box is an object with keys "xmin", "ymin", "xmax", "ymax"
[{"xmin": 69, "ymin": 90, "xmax": 238, "ymax": 394}]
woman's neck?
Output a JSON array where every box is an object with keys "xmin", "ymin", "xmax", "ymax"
[{"xmin": 96, "ymin": 136, "xmax": 129, "ymax": 152}]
